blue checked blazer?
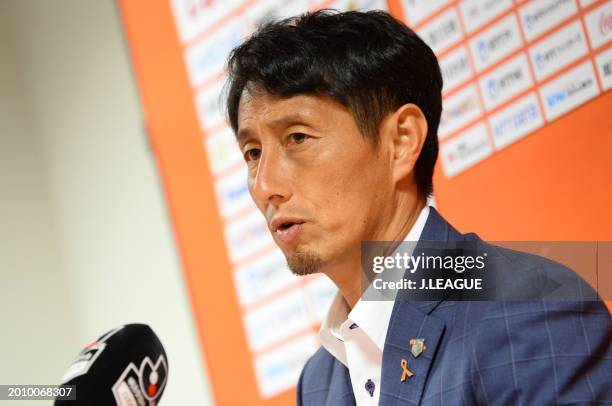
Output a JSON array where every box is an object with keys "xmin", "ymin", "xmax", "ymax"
[{"xmin": 297, "ymin": 207, "xmax": 612, "ymax": 405}]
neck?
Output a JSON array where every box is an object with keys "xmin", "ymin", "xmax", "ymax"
[{"xmin": 325, "ymin": 194, "xmax": 427, "ymax": 309}]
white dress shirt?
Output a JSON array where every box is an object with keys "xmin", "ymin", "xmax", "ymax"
[{"xmin": 319, "ymin": 205, "xmax": 430, "ymax": 405}]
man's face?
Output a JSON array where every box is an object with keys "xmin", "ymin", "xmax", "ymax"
[{"xmin": 236, "ymin": 89, "xmax": 394, "ymax": 275}]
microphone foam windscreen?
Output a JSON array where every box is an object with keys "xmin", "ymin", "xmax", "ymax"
[{"xmin": 55, "ymin": 324, "xmax": 168, "ymax": 406}]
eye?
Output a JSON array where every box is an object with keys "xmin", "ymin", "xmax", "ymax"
[
  {"xmin": 289, "ymin": 132, "xmax": 310, "ymax": 144},
  {"xmin": 244, "ymin": 147, "xmax": 261, "ymax": 162}
]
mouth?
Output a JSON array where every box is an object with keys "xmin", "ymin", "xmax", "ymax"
[{"xmin": 271, "ymin": 218, "xmax": 306, "ymax": 246}]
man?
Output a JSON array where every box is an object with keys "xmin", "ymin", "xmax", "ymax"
[{"xmin": 225, "ymin": 9, "xmax": 611, "ymax": 405}]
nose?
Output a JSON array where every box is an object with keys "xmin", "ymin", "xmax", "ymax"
[{"xmin": 249, "ymin": 146, "xmax": 292, "ymax": 207}]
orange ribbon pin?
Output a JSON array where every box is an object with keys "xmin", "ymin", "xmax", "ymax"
[{"xmin": 400, "ymin": 358, "xmax": 414, "ymax": 382}]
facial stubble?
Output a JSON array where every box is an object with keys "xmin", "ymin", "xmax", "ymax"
[{"xmin": 286, "ymin": 249, "xmax": 325, "ymax": 276}]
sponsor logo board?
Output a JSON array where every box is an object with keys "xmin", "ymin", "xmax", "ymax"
[
  {"xmin": 401, "ymin": 0, "xmax": 451, "ymax": 26},
  {"xmin": 324, "ymin": 0, "xmax": 389, "ymax": 11},
  {"xmin": 214, "ymin": 167, "xmax": 255, "ymax": 218},
  {"xmin": 519, "ymin": 0, "xmax": 578, "ymax": 41},
  {"xmin": 184, "ymin": 20, "xmax": 244, "ymax": 88},
  {"xmin": 440, "ymin": 122, "xmax": 493, "ymax": 177},
  {"xmin": 195, "ymin": 79, "xmax": 227, "ymax": 132},
  {"xmin": 253, "ymin": 334, "xmax": 319, "ymax": 398},
  {"xmin": 488, "ymin": 92, "xmax": 544, "ymax": 150},
  {"xmin": 224, "ymin": 210, "xmax": 274, "ymax": 263},
  {"xmin": 539, "ymin": 60, "xmax": 600, "ymax": 121},
  {"xmin": 584, "ymin": 1, "xmax": 612, "ymax": 49},
  {"xmin": 204, "ymin": 127, "xmax": 243, "ymax": 175},
  {"xmin": 439, "ymin": 84, "xmax": 483, "ymax": 138},
  {"xmin": 233, "ymin": 250, "xmax": 298, "ymax": 307},
  {"xmin": 440, "ymin": 45, "xmax": 474, "ymax": 93},
  {"xmin": 529, "ymin": 19, "xmax": 589, "ymax": 82},
  {"xmin": 243, "ymin": 290, "xmax": 311, "ymax": 352},
  {"xmin": 479, "ymin": 53, "xmax": 533, "ymax": 111},
  {"xmin": 170, "ymin": 0, "xmax": 244, "ymax": 44},
  {"xmin": 594, "ymin": 47, "xmax": 612, "ymax": 90},
  {"xmin": 418, "ymin": 7, "xmax": 463, "ymax": 55},
  {"xmin": 459, "ymin": 0, "xmax": 513, "ymax": 34},
  {"xmin": 469, "ymin": 13, "xmax": 523, "ymax": 72}
]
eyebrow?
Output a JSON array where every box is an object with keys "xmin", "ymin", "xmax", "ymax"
[
  {"xmin": 236, "ymin": 128, "xmax": 252, "ymax": 142},
  {"xmin": 236, "ymin": 113, "xmax": 317, "ymax": 142}
]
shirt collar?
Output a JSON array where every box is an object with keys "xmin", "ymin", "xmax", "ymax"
[{"xmin": 319, "ymin": 205, "xmax": 431, "ymax": 364}]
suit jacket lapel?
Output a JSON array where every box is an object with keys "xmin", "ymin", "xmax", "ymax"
[
  {"xmin": 379, "ymin": 207, "xmax": 461, "ymax": 405},
  {"xmin": 379, "ymin": 300, "xmax": 446, "ymax": 405}
]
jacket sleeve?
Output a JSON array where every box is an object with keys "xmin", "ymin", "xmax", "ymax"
[{"xmin": 470, "ymin": 299, "xmax": 612, "ymax": 405}]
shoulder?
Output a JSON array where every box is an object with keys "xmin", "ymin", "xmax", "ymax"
[
  {"xmin": 446, "ymin": 230, "xmax": 601, "ymax": 302},
  {"xmin": 446, "ymin": 240, "xmax": 612, "ymax": 403},
  {"xmin": 463, "ymin": 297, "xmax": 612, "ymax": 403}
]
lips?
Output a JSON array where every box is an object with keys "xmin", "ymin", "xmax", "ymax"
[{"xmin": 270, "ymin": 217, "xmax": 305, "ymax": 246}]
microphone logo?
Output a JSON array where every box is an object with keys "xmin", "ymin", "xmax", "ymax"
[
  {"xmin": 112, "ymin": 355, "xmax": 168, "ymax": 406},
  {"xmin": 60, "ymin": 326, "xmax": 123, "ymax": 383},
  {"xmin": 139, "ymin": 355, "xmax": 168, "ymax": 401}
]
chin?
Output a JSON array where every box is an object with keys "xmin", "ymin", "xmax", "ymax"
[{"xmin": 286, "ymin": 249, "xmax": 325, "ymax": 276}]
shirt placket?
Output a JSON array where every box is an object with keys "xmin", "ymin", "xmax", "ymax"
[{"xmin": 342, "ymin": 321, "xmax": 381, "ymax": 405}]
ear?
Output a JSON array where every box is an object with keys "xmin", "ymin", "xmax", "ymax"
[{"xmin": 387, "ymin": 103, "xmax": 428, "ymax": 184}]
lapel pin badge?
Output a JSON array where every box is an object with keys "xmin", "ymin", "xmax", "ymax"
[
  {"xmin": 400, "ymin": 359, "xmax": 414, "ymax": 382},
  {"xmin": 410, "ymin": 338, "xmax": 426, "ymax": 358}
]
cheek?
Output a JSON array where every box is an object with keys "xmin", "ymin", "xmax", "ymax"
[
  {"xmin": 310, "ymin": 161, "xmax": 381, "ymax": 232},
  {"xmin": 297, "ymin": 136, "xmax": 388, "ymax": 235}
]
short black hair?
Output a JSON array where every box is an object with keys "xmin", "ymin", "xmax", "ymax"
[{"xmin": 226, "ymin": 9, "xmax": 442, "ymax": 197}]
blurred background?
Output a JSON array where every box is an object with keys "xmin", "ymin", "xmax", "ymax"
[{"xmin": 1, "ymin": 0, "xmax": 610, "ymax": 405}]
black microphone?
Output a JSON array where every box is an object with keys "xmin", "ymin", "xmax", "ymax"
[{"xmin": 55, "ymin": 324, "xmax": 168, "ymax": 405}]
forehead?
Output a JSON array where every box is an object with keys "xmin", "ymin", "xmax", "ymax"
[{"xmin": 236, "ymin": 88, "xmax": 354, "ymax": 134}]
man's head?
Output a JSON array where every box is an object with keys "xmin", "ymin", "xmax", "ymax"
[{"xmin": 225, "ymin": 9, "xmax": 442, "ymax": 276}]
